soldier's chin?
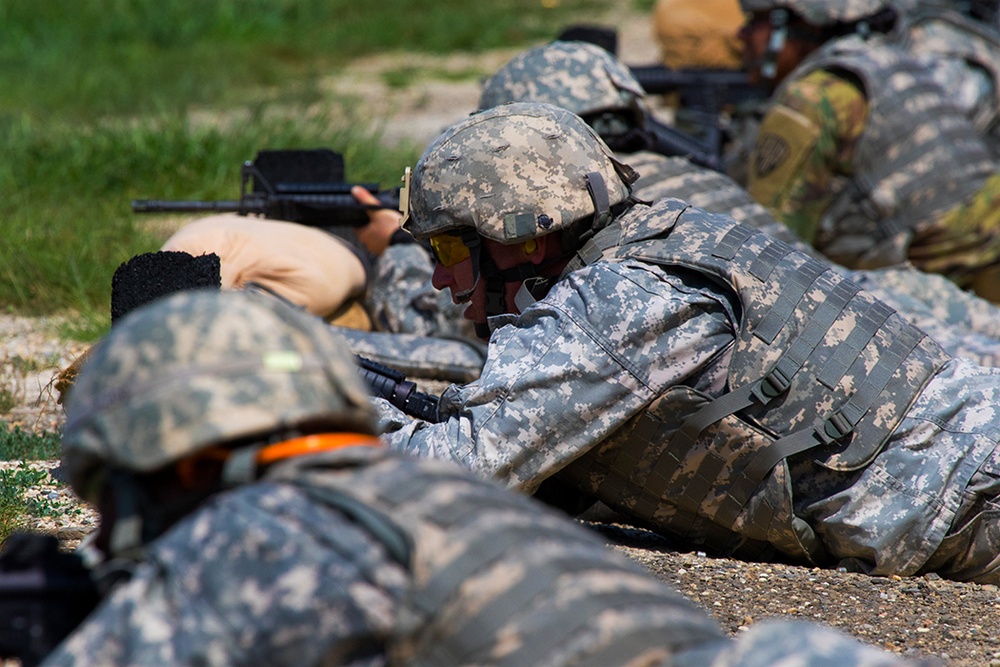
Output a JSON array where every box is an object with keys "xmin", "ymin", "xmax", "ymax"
[{"xmin": 463, "ymin": 304, "xmax": 485, "ymax": 325}]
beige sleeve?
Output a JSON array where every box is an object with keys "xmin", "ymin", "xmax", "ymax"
[
  {"xmin": 162, "ymin": 214, "xmax": 368, "ymax": 318},
  {"xmin": 653, "ymin": 0, "xmax": 745, "ymax": 69}
]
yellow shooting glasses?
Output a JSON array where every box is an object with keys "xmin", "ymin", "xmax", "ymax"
[{"xmin": 429, "ymin": 232, "xmax": 472, "ymax": 268}]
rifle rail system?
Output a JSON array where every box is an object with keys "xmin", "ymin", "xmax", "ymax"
[{"xmin": 132, "ymin": 148, "xmax": 400, "ymax": 228}]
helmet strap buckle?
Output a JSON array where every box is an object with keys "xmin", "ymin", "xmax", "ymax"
[{"xmin": 585, "ymin": 171, "xmax": 612, "ymax": 229}]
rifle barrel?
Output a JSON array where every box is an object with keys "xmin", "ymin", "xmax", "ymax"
[
  {"xmin": 132, "ymin": 192, "xmax": 400, "ymax": 215},
  {"xmin": 131, "ymin": 200, "xmax": 247, "ymax": 214},
  {"xmin": 629, "ymin": 65, "xmax": 758, "ymax": 95}
]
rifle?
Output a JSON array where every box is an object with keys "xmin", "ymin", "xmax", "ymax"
[
  {"xmin": 557, "ymin": 25, "xmax": 769, "ymax": 169},
  {"xmin": 355, "ymin": 355, "xmax": 441, "ymax": 423},
  {"xmin": 629, "ymin": 65, "xmax": 768, "ymax": 162},
  {"xmin": 132, "ymin": 148, "xmax": 400, "ymax": 228},
  {"xmin": 0, "ymin": 533, "xmax": 101, "ymax": 667},
  {"xmin": 354, "ymin": 354, "xmax": 598, "ymax": 516}
]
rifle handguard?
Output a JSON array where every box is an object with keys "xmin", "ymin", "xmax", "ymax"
[{"xmin": 356, "ymin": 356, "xmax": 441, "ymax": 423}]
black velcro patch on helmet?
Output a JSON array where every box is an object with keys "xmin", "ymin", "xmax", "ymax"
[{"xmin": 111, "ymin": 251, "xmax": 222, "ymax": 323}]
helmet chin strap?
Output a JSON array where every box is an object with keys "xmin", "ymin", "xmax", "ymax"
[
  {"xmin": 452, "ymin": 231, "xmax": 484, "ymax": 304},
  {"xmin": 761, "ymin": 8, "xmax": 789, "ymax": 81},
  {"xmin": 479, "ymin": 171, "xmax": 620, "ymax": 324},
  {"xmin": 106, "ymin": 470, "xmax": 214, "ymax": 560}
]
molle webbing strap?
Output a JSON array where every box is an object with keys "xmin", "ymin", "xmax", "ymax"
[
  {"xmin": 712, "ymin": 324, "xmax": 930, "ymax": 529},
  {"xmin": 663, "ymin": 282, "xmax": 863, "ymax": 522},
  {"xmin": 753, "ymin": 255, "xmax": 827, "ymax": 344},
  {"xmin": 562, "ymin": 220, "xmax": 623, "ymax": 277},
  {"xmin": 815, "ymin": 322, "xmax": 927, "ymax": 454},
  {"xmin": 613, "ymin": 210, "xmax": 946, "ymax": 537},
  {"xmin": 711, "ymin": 225, "xmax": 754, "ymax": 260},
  {"xmin": 807, "ymin": 41, "xmax": 996, "ymax": 241},
  {"xmin": 817, "ymin": 299, "xmax": 893, "ymax": 389},
  {"xmin": 662, "ymin": 266, "xmax": 861, "ymax": 512},
  {"xmin": 298, "ymin": 483, "xmax": 412, "ymax": 569},
  {"xmin": 749, "ymin": 240, "xmax": 795, "ymax": 282}
]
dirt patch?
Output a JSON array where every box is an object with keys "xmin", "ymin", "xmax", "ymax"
[{"xmin": 318, "ymin": 3, "xmax": 665, "ymax": 148}]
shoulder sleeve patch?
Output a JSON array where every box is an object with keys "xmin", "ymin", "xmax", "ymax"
[{"xmin": 748, "ymin": 104, "xmax": 821, "ymax": 207}]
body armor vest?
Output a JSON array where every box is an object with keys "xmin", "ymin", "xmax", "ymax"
[
  {"xmin": 265, "ymin": 448, "xmax": 719, "ymax": 665},
  {"xmin": 783, "ymin": 35, "xmax": 996, "ymax": 268},
  {"xmin": 894, "ymin": 8, "xmax": 1000, "ymax": 156},
  {"xmin": 626, "ymin": 150, "xmax": 821, "ymax": 257},
  {"xmin": 558, "ymin": 199, "xmax": 950, "ymax": 563}
]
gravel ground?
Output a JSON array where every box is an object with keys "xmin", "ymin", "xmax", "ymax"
[{"xmin": 5, "ymin": 4, "xmax": 1000, "ymax": 663}]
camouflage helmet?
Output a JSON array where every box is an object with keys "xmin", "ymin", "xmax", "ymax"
[
  {"xmin": 478, "ymin": 41, "xmax": 649, "ymax": 126},
  {"xmin": 740, "ymin": 0, "xmax": 892, "ymax": 24},
  {"xmin": 61, "ymin": 288, "xmax": 377, "ymax": 500},
  {"xmin": 402, "ymin": 101, "xmax": 639, "ymax": 243}
]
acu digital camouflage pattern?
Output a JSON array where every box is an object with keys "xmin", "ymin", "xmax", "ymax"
[
  {"xmin": 738, "ymin": 0, "xmax": 891, "ymax": 24},
  {"xmin": 468, "ymin": 37, "xmax": 995, "ymax": 344},
  {"xmin": 627, "ymin": 151, "xmax": 810, "ymax": 249},
  {"xmin": 765, "ymin": 35, "xmax": 998, "ymax": 269},
  {"xmin": 478, "ymin": 41, "xmax": 648, "ymax": 124},
  {"xmin": 380, "ymin": 191, "xmax": 1000, "ymax": 582},
  {"xmin": 559, "ymin": 199, "xmax": 949, "ymax": 552},
  {"xmin": 333, "ymin": 325, "xmax": 486, "ymax": 383},
  {"xmin": 366, "ymin": 242, "xmax": 476, "ymax": 341},
  {"xmin": 44, "ymin": 446, "xmax": 925, "ymax": 666},
  {"xmin": 893, "ymin": 7, "xmax": 1000, "ymax": 155},
  {"xmin": 627, "ymin": 150, "xmax": 1000, "ymax": 366},
  {"xmin": 403, "ymin": 102, "xmax": 637, "ymax": 243},
  {"xmin": 61, "ymin": 289, "xmax": 376, "ymax": 497}
]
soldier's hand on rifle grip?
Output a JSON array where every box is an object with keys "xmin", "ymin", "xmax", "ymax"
[{"xmin": 353, "ymin": 185, "xmax": 405, "ymax": 257}]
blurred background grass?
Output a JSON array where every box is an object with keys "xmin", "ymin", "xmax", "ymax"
[{"xmin": 0, "ymin": 0, "xmax": 653, "ymax": 338}]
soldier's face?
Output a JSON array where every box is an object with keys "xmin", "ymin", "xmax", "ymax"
[
  {"xmin": 740, "ymin": 11, "xmax": 819, "ymax": 86},
  {"xmin": 431, "ymin": 238, "xmax": 527, "ymax": 327},
  {"xmin": 739, "ymin": 13, "xmax": 772, "ymax": 81}
]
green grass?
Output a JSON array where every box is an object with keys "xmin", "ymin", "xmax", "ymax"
[
  {"xmin": 0, "ymin": 424, "xmax": 61, "ymax": 460},
  {"xmin": 0, "ymin": 426, "xmax": 65, "ymax": 541},
  {"xmin": 0, "ymin": 0, "xmax": 608, "ymax": 123},
  {"xmin": 0, "ymin": 111, "xmax": 423, "ymax": 329},
  {"xmin": 0, "ymin": 0, "xmax": 628, "ymax": 333},
  {"xmin": 0, "ymin": 462, "xmax": 79, "ymax": 543}
]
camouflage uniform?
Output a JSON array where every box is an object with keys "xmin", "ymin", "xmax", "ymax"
[
  {"xmin": 747, "ymin": 33, "xmax": 1000, "ymax": 300},
  {"xmin": 381, "ymin": 102, "xmax": 1000, "ymax": 585},
  {"xmin": 44, "ymin": 450, "xmax": 921, "ymax": 667},
  {"xmin": 333, "ymin": 326, "xmax": 486, "ymax": 383},
  {"xmin": 357, "ymin": 240, "xmax": 483, "ymax": 379},
  {"xmin": 45, "ymin": 289, "xmax": 920, "ymax": 667},
  {"xmin": 630, "ymin": 151, "xmax": 1000, "ymax": 366},
  {"xmin": 364, "ymin": 38, "xmax": 1000, "ymax": 369},
  {"xmin": 367, "ymin": 242, "xmax": 474, "ymax": 340},
  {"xmin": 892, "ymin": 5, "xmax": 1000, "ymax": 156},
  {"xmin": 472, "ymin": 40, "xmax": 1000, "ymax": 365}
]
